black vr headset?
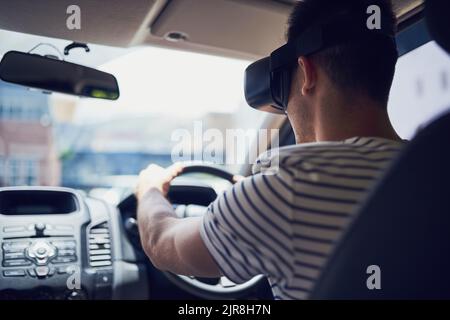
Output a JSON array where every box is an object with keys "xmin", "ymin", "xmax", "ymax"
[{"xmin": 244, "ymin": 9, "xmax": 397, "ymax": 114}]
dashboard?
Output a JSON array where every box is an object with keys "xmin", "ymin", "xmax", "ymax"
[{"xmin": 0, "ymin": 187, "xmax": 148, "ymax": 300}]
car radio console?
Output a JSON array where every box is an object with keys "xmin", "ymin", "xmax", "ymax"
[{"xmin": 0, "ymin": 187, "xmax": 116, "ymax": 300}]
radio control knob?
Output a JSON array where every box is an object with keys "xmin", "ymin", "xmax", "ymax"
[
  {"xmin": 37, "ymin": 247, "xmax": 47, "ymax": 255},
  {"xmin": 35, "ymin": 223, "xmax": 46, "ymax": 233},
  {"xmin": 35, "ymin": 266, "xmax": 50, "ymax": 278}
]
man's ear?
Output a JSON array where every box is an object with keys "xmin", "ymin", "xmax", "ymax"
[{"xmin": 298, "ymin": 56, "xmax": 317, "ymax": 96}]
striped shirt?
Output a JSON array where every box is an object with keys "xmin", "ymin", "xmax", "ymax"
[{"xmin": 200, "ymin": 136, "xmax": 404, "ymax": 300}]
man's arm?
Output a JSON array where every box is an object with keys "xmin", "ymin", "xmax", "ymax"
[{"xmin": 136, "ymin": 164, "xmax": 221, "ymax": 277}]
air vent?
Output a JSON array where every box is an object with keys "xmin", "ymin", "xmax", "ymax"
[{"xmin": 88, "ymin": 222, "xmax": 112, "ymax": 268}]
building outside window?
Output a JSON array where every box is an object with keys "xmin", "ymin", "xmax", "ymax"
[
  {"xmin": 3, "ymin": 156, "xmax": 40, "ymax": 186},
  {"xmin": 0, "ymin": 80, "xmax": 60, "ymax": 187}
]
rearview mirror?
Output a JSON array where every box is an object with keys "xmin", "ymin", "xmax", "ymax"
[{"xmin": 0, "ymin": 51, "xmax": 119, "ymax": 100}]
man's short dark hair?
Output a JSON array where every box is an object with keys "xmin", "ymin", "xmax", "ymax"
[{"xmin": 287, "ymin": 0, "xmax": 398, "ymax": 105}]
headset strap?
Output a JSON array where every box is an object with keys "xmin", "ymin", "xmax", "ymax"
[{"xmin": 270, "ymin": 11, "xmax": 396, "ymax": 72}]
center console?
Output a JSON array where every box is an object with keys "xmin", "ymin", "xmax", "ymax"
[{"xmin": 0, "ymin": 187, "xmax": 147, "ymax": 300}]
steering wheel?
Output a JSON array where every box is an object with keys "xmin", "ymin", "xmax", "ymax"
[{"xmin": 120, "ymin": 164, "xmax": 266, "ymax": 299}]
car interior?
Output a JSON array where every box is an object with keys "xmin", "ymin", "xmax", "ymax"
[{"xmin": 0, "ymin": 0, "xmax": 449, "ymax": 300}]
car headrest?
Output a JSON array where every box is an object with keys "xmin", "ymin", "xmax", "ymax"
[{"xmin": 425, "ymin": 0, "xmax": 450, "ymax": 54}]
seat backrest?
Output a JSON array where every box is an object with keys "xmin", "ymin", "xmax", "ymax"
[{"xmin": 310, "ymin": 110, "xmax": 450, "ymax": 299}]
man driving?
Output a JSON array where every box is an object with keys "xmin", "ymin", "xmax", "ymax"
[{"xmin": 135, "ymin": 0, "xmax": 404, "ymax": 300}]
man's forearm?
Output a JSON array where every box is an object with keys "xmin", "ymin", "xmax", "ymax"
[
  {"xmin": 137, "ymin": 187, "xmax": 221, "ymax": 277},
  {"xmin": 135, "ymin": 164, "xmax": 221, "ymax": 277},
  {"xmin": 137, "ymin": 188, "xmax": 178, "ymax": 267},
  {"xmin": 138, "ymin": 187, "xmax": 176, "ymax": 221}
]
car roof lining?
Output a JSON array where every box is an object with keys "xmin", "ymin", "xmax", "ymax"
[{"xmin": 0, "ymin": 0, "xmax": 424, "ymax": 60}]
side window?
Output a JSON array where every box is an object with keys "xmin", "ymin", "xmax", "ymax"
[{"xmin": 388, "ymin": 41, "xmax": 450, "ymax": 139}]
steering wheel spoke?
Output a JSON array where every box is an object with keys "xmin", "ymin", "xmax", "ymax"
[{"xmin": 219, "ymin": 276, "xmax": 237, "ymax": 288}]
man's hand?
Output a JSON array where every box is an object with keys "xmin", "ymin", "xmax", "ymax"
[{"xmin": 135, "ymin": 163, "xmax": 183, "ymax": 200}]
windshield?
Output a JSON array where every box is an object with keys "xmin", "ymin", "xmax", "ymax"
[{"xmin": 0, "ymin": 29, "xmax": 278, "ymax": 201}]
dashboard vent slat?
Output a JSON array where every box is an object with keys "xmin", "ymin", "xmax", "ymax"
[{"xmin": 88, "ymin": 222, "xmax": 112, "ymax": 268}]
